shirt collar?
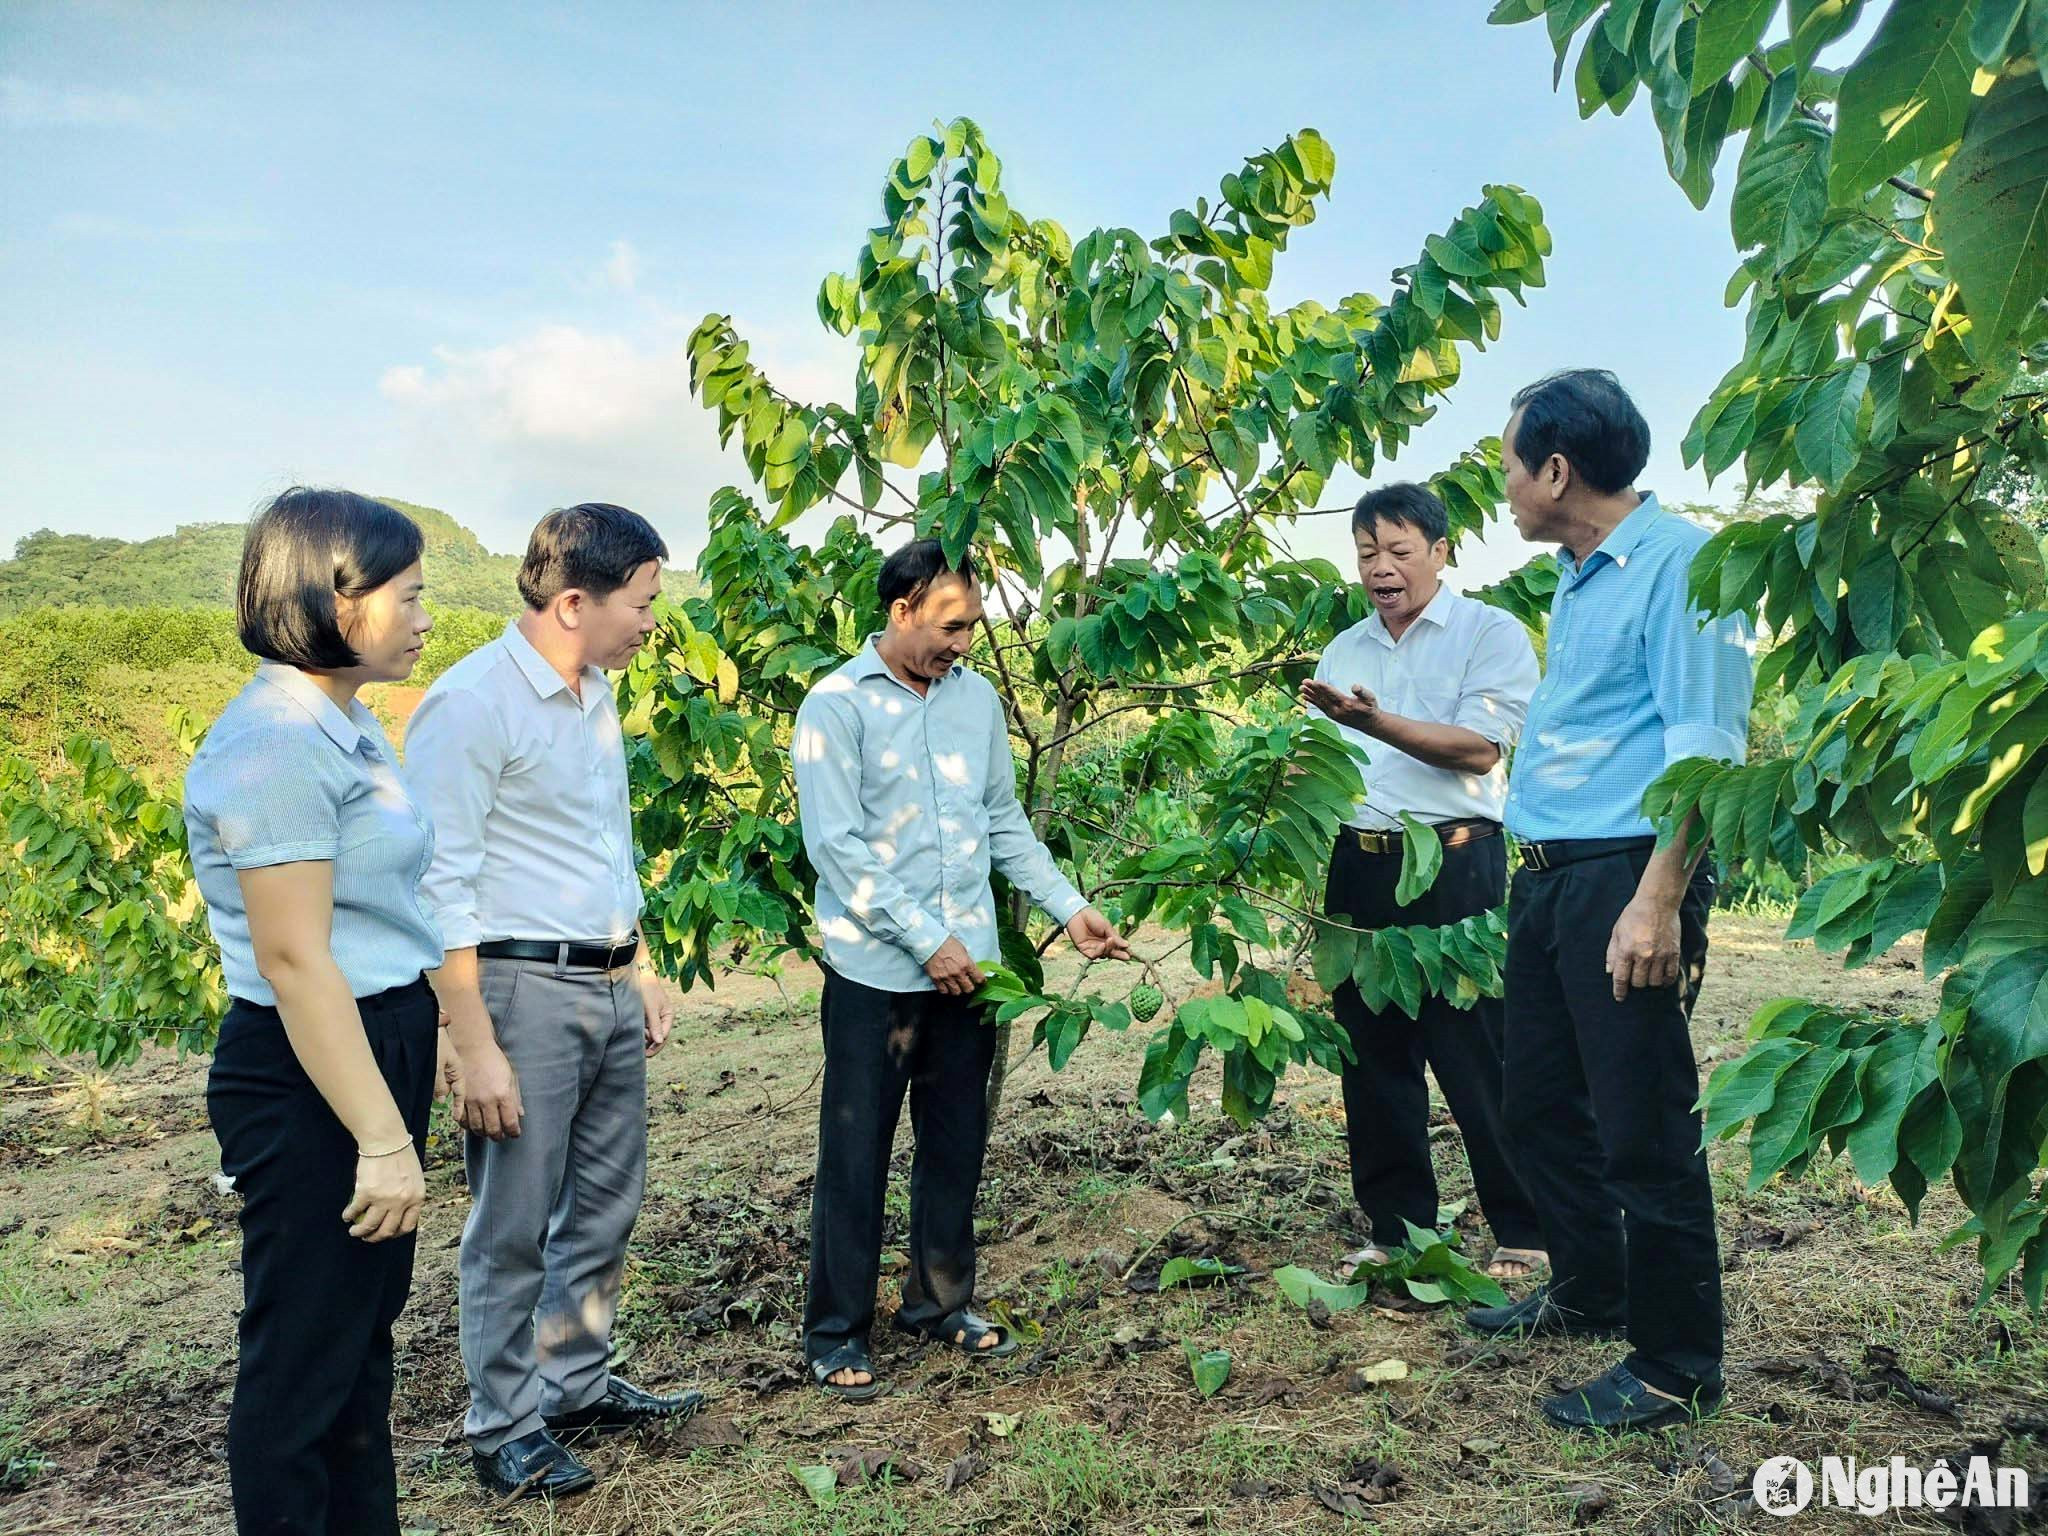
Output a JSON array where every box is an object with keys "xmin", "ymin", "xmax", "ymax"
[
  {"xmin": 501, "ymin": 619, "xmax": 604, "ymax": 710},
  {"xmin": 254, "ymin": 662, "xmax": 371, "ymax": 755},
  {"xmin": 851, "ymin": 632, "xmax": 960, "ymax": 687},
  {"xmin": 1362, "ymin": 581, "xmax": 1458, "ymax": 647},
  {"xmin": 1563, "ymin": 491, "xmax": 1662, "ymax": 574}
]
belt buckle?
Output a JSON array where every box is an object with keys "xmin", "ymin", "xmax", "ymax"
[
  {"xmin": 1520, "ymin": 840, "xmax": 1547, "ymax": 871},
  {"xmin": 1355, "ymin": 828, "xmax": 1390, "ymax": 855}
]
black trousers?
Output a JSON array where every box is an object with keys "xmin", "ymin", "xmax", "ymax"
[
  {"xmin": 1325, "ymin": 830, "xmax": 1542, "ymax": 1253},
  {"xmin": 206, "ymin": 978, "xmax": 438, "ymax": 1536},
  {"xmin": 1501, "ymin": 845, "xmax": 1723, "ymax": 1392},
  {"xmin": 803, "ymin": 965, "xmax": 997, "ymax": 1362}
]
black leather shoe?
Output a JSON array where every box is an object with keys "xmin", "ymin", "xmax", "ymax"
[
  {"xmin": 1464, "ymin": 1283, "xmax": 1625, "ymax": 1340},
  {"xmin": 1540, "ymin": 1361, "xmax": 1725, "ymax": 1432},
  {"xmin": 543, "ymin": 1378, "xmax": 705, "ymax": 1441},
  {"xmin": 472, "ymin": 1427, "xmax": 595, "ymax": 1499}
]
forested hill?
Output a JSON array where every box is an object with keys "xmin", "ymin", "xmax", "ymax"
[{"xmin": 0, "ymin": 498, "xmax": 524, "ymax": 616}]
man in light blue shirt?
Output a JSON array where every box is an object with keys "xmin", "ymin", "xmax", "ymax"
[
  {"xmin": 1464, "ymin": 370, "xmax": 1754, "ymax": 1435},
  {"xmin": 791, "ymin": 538, "xmax": 1128, "ymax": 1397}
]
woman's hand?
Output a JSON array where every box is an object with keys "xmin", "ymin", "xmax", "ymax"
[{"xmin": 344, "ymin": 1142, "xmax": 426, "ymax": 1242}]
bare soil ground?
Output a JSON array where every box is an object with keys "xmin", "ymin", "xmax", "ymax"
[{"xmin": 1, "ymin": 915, "xmax": 2043, "ymax": 1535}]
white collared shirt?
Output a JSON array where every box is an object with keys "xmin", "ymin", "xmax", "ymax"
[
  {"xmin": 405, "ymin": 620, "xmax": 642, "ymax": 948},
  {"xmin": 790, "ymin": 635, "xmax": 1088, "ymax": 993},
  {"xmin": 1309, "ymin": 584, "xmax": 1540, "ymax": 831}
]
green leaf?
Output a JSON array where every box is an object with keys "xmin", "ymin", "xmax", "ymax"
[
  {"xmin": 1845, "ymin": 1026, "xmax": 1938, "ymax": 1181},
  {"xmin": 1732, "ymin": 119, "xmax": 1831, "ymax": 258},
  {"xmin": 1184, "ymin": 1343, "xmax": 1232, "ymax": 1398},
  {"xmin": 1847, "ymin": 544, "xmax": 1910, "ymax": 651},
  {"xmin": 1971, "ymin": 0, "xmax": 2029, "ymax": 65},
  {"xmin": 1158, "ymin": 1256, "xmax": 1246, "ymax": 1288},
  {"xmin": 1828, "ymin": 0, "xmax": 1976, "ymax": 204},
  {"xmin": 1700, "ymin": 1035, "xmax": 1811, "ymax": 1140},
  {"xmin": 1794, "ymin": 361, "xmax": 1870, "ymax": 491},
  {"xmin": 1395, "ymin": 812, "xmax": 1444, "ymax": 906},
  {"xmin": 788, "ymin": 1462, "xmax": 839, "ymax": 1509},
  {"xmin": 1789, "ymin": 0, "xmax": 1867, "ymax": 75},
  {"xmin": 1272, "ymin": 1263, "xmax": 1375, "ymax": 1313},
  {"xmin": 1692, "ymin": 0, "xmax": 1777, "ymax": 93},
  {"xmin": 1939, "ymin": 69, "xmax": 2048, "ymax": 359}
]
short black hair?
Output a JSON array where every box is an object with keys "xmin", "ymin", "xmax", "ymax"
[
  {"xmin": 1507, "ymin": 369, "xmax": 1650, "ymax": 495},
  {"xmin": 878, "ymin": 538, "xmax": 977, "ymax": 612},
  {"xmin": 1352, "ymin": 482, "xmax": 1449, "ymax": 546},
  {"xmin": 236, "ymin": 487, "xmax": 423, "ymax": 669},
  {"xmin": 517, "ymin": 503, "xmax": 669, "ymax": 609}
]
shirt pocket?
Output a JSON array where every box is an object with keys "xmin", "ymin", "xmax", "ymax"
[{"xmin": 1402, "ymin": 681, "xmax": 1462, "ymax": 725}]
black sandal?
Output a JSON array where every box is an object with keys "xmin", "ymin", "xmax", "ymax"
[
  {"xmin": 894, "ymin": 1306, "xmax": 1022, "ymax": 1359},
  {"xmin": 808, "ymin": 1342, "xmax": 882, "ymax": 1400}
]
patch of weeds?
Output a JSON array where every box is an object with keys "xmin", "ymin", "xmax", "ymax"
[
  {"xmin": 999, "ymin": 1412, "xmax": 1163, "ymax": 1517},
  {"xmin": 1031, "ymin": 1256, "xmax": 1087, "ymax": 1310},
  {"xmin": 0, "ymin": 1405, "xmax": 53, "ymax": 1493},
  {"xmin": 0, "ymin": 1228, "xmax": 112, "ymax": 1329},
  {"xmin": 1195, "ymin": 1422, "xmax": 1314, "ymax": 1486}
]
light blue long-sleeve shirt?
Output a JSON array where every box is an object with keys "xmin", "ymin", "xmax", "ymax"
[
  {"xmin": 791, "ymin": 635, "xmax": 1089, "ymax": 993},
  {"xmin": 1505, "ymin": 494, "xmax": 1756, "ymax": 842}
]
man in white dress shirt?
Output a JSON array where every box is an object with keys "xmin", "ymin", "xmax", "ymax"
[
  {"xmin": 409, "ymin": 504, "xmax": 701, "ymax": 1501},
  {"xmin": 1297, "ymin": 482, "xmax": 1546, "ymax": 1282}
]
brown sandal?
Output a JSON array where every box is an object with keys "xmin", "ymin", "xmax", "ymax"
[{"xmin": 1484, "ymin": 1246, "xmax": 1549, "ymax": 1280}]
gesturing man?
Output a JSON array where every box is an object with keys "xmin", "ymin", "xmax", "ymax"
[
  {"xmin": 791, "ymin": 539, "xmax": 1130, "ymax": 1400},
  {"xmin": 1463, "ymin": 371, "xmax": 1755, "ymax": 1433},
  {"xmin": 409, "ymin": 503, "xmax": 703, "ymax": 1500},
  {"xmin": 1298, "ymin": 482, "xmax": 1544, "ymax": 1285}
]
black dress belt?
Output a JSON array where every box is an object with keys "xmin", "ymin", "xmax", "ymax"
[
  {"xmin": 1516, "ymin": 835, "xmax": 1656, "ymax": 873},
  {"xmin": 477, "ymin": 937, "xmax": 640, "ymax": 970},
  {"xmin": 1344, "ymin": 817, "xmax": 1500, "ymax": 855}
]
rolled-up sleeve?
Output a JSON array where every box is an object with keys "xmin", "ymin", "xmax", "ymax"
[
  {"xmin": 404, "ymin": 686, "xmax": 503, "ymax": 950},
  {"xmin": 203, "ymin": 727, "xmax": 343, "ymax": 869},
  {"xmin": 981, "ymin": 688, "xmax": 1088, "ymax": 927},
  {"xmin": 792, "ymin": 692, "xmax": 952, "ymax": 964},
  {"xmin": 1454, "ymin": 613, "xmax": 1540, "ymax": 748},
  {"xmin": 1648, "ymin": 558, "xmax": 1755, "ymax": 767}
]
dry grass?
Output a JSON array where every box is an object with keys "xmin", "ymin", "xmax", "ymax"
[{"xmin": 1, "ymin": 914, "xmax": 2043, "ymax": 1535}]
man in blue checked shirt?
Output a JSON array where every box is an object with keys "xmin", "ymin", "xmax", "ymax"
[
  {"xmin": 790, "ymin": 538, "xmax": 1131, "ymax": 1399},
  {"xmin": 1463, "ymin": 370, "xmax": 1755, "ymax": 1433}
]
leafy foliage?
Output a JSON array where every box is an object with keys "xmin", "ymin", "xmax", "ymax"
[
  {"xmin": 0, "ymin": 734, "xmax": 223, "ymax": 1069},
  {"xmin": 625, "ymin": 118, "xmax": 1553, "ymax": 1116},
  {"xmin": 1501, "ymin": 0, "xmax": 2048, "ymax": 1297},
  {"xmin": 1272, "ymin": 1220, "xmax": 1510, "ymax": 1309}
]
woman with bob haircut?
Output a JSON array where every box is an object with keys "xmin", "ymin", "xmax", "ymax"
[{"xmin": 185, "ymin": 487, "xmax": 447, "ymax": 1534}]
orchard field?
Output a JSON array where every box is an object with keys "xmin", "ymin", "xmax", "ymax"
[{"xmin": 3, "ymin": 914, "xmax": 2044, "ymax": 1536}]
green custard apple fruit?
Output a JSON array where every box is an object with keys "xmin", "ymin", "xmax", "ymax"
[{"xmin": 1129, "ymin": 983, "xmax": 1164, "ymax": 1023}]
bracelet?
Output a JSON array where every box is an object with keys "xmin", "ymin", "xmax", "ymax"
[{"xmin": 358, "ymin": 1138, "xmax": 414, "ymax": 1158}]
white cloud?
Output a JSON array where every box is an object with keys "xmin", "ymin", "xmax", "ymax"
[
  {"xmin": 602, "ymin": 239, "xmax": 641, "ymax": 292},
  {"xmin": 1, "ymin": 77, "xmax": 151, "ymax": 127},
  {"xmin": 379, "ymin": 324, "xmax": 695, "ymax": 444}
]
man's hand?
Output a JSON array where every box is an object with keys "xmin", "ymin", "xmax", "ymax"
[
  {"xmin": 456, "ymin": 1034, "xmax": 524, "ymax": 1140},
  {"xmin": 638, "ymin": 968, "xmax": 675, "ymax": 1056},
  {"xmin": 1067, "ymin": 907, "xmax": 1132, "ymax": 961},
  {"xmin": 434, "ymin": 1024, "xmax": 465, "ymax": 1114},
  {"xmin": 1299, "ymin": 678, "xmax": 1380, "ymax": 731},
  {"xmin": 1605, "ymin": 893, "xmax": 1682, "ymax": 1001},
  {"xmin": 924, "ymin": 936, "xmax": 985, "ymax": 996}
]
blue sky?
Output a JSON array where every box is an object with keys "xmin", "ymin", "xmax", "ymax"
[{"xmin": 3, "ymin": 1, "xmax": 1779, "ymax": 590}]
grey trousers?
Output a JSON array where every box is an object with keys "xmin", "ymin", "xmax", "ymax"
[{"xmin": 459, "ymin": 956, "xmax": 648, "ymax": 1452}]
